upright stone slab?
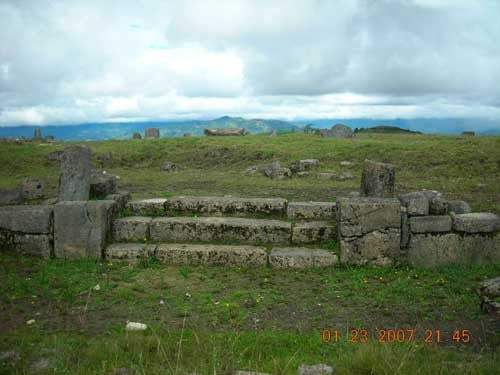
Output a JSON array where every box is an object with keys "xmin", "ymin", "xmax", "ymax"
[
  {"xmin": 54, "ymin": 200, "xmax": 116, "ymax": 259},
  {"xmin": 337, "ymin": 197, "xmax": 401, "ymax": 266},
  {"xmin": 360, "ymin": 159, "xmax": 395, "ymax": 198},
  {"xmin": 58, "ymin": 146, "xmax": 92, "ymax": 201},
  {"xmin": 33, "ymin": 128, "xmax": 42, "ymax": 140},
  {"xmin": 145, "ymin": 128, "xmax": 160, "ymax": 139}
]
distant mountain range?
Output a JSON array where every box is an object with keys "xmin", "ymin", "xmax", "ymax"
[{"xmin": 0, "ymin": 116, "xmax": 498, "ymax": 141}]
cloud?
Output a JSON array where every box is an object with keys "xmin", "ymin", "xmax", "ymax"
[{"xmin": 1, "ymin": 0, "xmax": 500, "ymax": 126}]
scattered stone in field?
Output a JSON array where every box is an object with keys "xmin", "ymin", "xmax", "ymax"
[
  {"xmin": 204, "ymin": 128, "xmax": 246, "ymax": 136},
  {"xmin": 126, "ymin": 322, "xmax": 147, "ymax": 331},
  {"xmin": 320, "ymin": 123, "xmax": 354, "ymax": 138},
  {"xmin": 340, "ymin": 161, "xmax": 353, "ymax": 167},
  {"xmin": 452, "ymin": 213, "xmax": 500, "ymax": 233},
  {"xmin": 297, "ymin": 363, "xmax": 333, "ymax": 375},
  {"xmin": 0, "ymin": 188, "xmax": 23, "ymax": 205},
  {"xmin": 97, "ymin": 152, "xmax": 113, "ymax": 166},
  {"xmin": 317, "ymin": 172, "xmax": 336, "ymax": 180},
  {"xmin": 0, "ymin": 350, "xmax": 19, "ymax": 362},
  {"xmin": 269, "ymin": 130, "xmax": 277, "ymax": 137},
  {"xmin": 21, "ymin": 178, "xmax": 45, "ymax": 200},
  {"xmin": 26, "ymin": 319, "xmax": 36, "ymax": 325},
  {"xmin": 360, "ymin": 159, "xmax": 395, "ymax": 198},
  {"xmin": 348, "ymin": 191, "xmax": 360, "ymax": 198},
  {"xmin": 296, "ymin": 171, "xmax": 310, "ymax": 177},
  {"xmin": 108, "ymin": 368, "xmax": 136, "ymax": 375},
  {"xmin": 58, "ymin": 145, "xmax": 92, "ymax": 201},
  {"xmin": 462, "ymin": 131, "xmax": 475, "ymax": 136},
  {"xmin": 337, "ymin": 172, "xmax": 354, "ymax": 180},
  {"xmin": 90, "ymin": 170, "xmax": 117, "ymax": 199},
  {"xmin": 145, "ymin": 128, "xmax": 160, "ymax": 138},
  {"xmin": 447, "ymin": 200, "xmax": 471, "ymax": 214},
  {"xmin": 477, "ymin": 277, "xmax": 500, "ymax": 315},
  {"xmin": 263, "ymin": 161, "xmax": 291, "ymax": 179},
  {"xmin": 29, "ymin": 358, "xmax": 53, "ymax": 373},
  {"xmin": 33, "ymin": 128, "xmax": 42, "ymax": 139},
  {"xmin": 475, "ymin": 183, "xmax": 487, "ymax": 190},
  {"xmin": 291, "ymin": 159, "xmax": 319, "ymax": 173},
  {"xmin": 132, "ymin": 132, "xmax": 142, "ymax": 139},
  {"xmin": 160, "ymin": 162, "xmax": 177, "ymax": 173},
  {"xmin": 233, "ymin": 371, "xmax": 273, "ymax": 375},
  {"xmin": 398, "ymin": 192, "xmax": 429, "ymax": 216},
  {"xmin": 429, "ymin": 196, "xmax": 448, "ymax": 215},
  {"xmin": 243, "ymin": 165, "xmax": 259, "ymax": 175}
]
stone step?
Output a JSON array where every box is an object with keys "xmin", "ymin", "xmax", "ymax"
[
  {"xmin": 105, "ymin": 243, "xmax": 337, "ymax": 268},
  {"xmin": 112, "ymin": 216, "xmax": 336, "ymax": 245}
]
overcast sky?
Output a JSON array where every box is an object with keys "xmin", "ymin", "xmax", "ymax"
[{"xmin": 1, "ymin": 0, "xmax": 500, "ymax": 127}]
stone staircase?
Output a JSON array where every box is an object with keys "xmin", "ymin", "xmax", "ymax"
[{"xmin": 105, "ymin": 196, "xmax": 338, "ymax": 268}]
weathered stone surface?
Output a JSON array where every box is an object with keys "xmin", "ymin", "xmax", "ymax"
[
  {"xmin": 398, "ymin": 192, "xmax": 429, "ymax": 216},
  {"xmin": 126, "ymin": 198, "xmax": 167, "ymax": 215},
  {"xmin": 47, "ymin": 150, "xmax": 63, "ymax": 162},
  {"xmin": 54, "ymin": 200, "xmax": 116, "ymax": 259},
  {"xmin": 291, "ymin": 159, "xmax": 319, "ymax": 173},
  {"xmin": 452, "ymin": 213, "xmax": 500, "ymax": 233},
  {"xmin": 12, "ymin": 234, "xmax": 51, "ymax": 258},
  {"xmin": 409, "ymin": 215, "xmax": 452, "ymax": 233},
  {"xmin": 0, "ymin": 205, "xmax": 53, "ymax": 233},
  {"xmin": 360, "ymin": 159, "xmax": 395, "ymax": 198},
  {"xmin": 112, "ymin": 216, "xmax": 152, "ymax": 242},
  {"xmin": 292, "ymin": 222, "xmax": 336, "ymax": 244},
  {"xmin": 132, "ymin": 132, "xmax": 142, "ymax": 139},
  {"xmin": 269, "ymin": 248, "xmax": 337, "ymax": 268},
  {"xmin": 340, "ymin": 229, "xmax": 400, "ymax": 266},
  {"xmin": 340, "ymin": 161, "xmax": 353, "ymax": 167},
  {"xmin": 106, "ymin": 243, "xmax": 157, "ymax": 263},
  {"xmin": 243, "ymin": 165, "xmax": 259, "ymax": 175},
  {"xmin": 33, "ymin": 128, "xmax": 42, "ymax": 139},
  {"xmin": 105, "ymin": 191, "xmax": 131, "ymax": 211},
  {"xmin": 155, "ymin": 244, "xmax": 267, "ymax": 266},
  {"xmin": 21, "ymin": 178, "xmax": 45, "ymax": 200},
  {"xmin": 0, "ymin": 188, "xmax": 23, "ymax": 205},
  {"xmin": 317, "ymin": 172, "xmax": 336, "ymax": 180},
  {"xmin": 297, "ymin": 363, "xmax": 334, "ymax": 375},
  {"xmin": 448, "ymin": 200, "xmax": 472, "ymax": 214},
  {"xmin": 429, "ymin": 196, "xmax": 448, "ymax": 215},
  {"xmin": 337, "ymin": 172, "xmax": 354, "ymax": 180},
  {"xmin": 296, "ymin": 171, "xmax": 310, "ymax": 177},
  {"xmin": 96, "ymin": 152, "xmax": 112, "ymax": 166},
  {"xmin": 337, "ymin": 198, "xmax": 401, "ymax": 237},
  {"xmin": 477, "ymin": 277, "xmax": 500, "ymax": 299},
  {"xmin": 269, "ymin": 130, "xmax": 277, "ymax": 137},
  {"xmin": 161, "ymin": 162, "xmax": 177, "ymax": 173},
  {"xmin": 58, "ymin": 145, "xmax": 92, "ymax": 201},
  {"xmin": 320, "ymin": 123, "xmax": 354, "ymax": 138},
  {"xmin": 401, "ymin": 206, "xmax": 409, "ymax": 248},
  {"xmin": 287, "ymin": 201, "xmax": 336, "ymax": 220},
  {"xmin": 463, "ymin": 233, "xmax": 500, "ymax": 264},
  {"xmin": 263, "ymin": 161, "xmax": 291, "ymax": 179},
  {"xmin": 90, "ymin": 171, "xmax": 117, "ymax": 199},
  {"xmin": 150, "ymin": 217, "xmax": 291, "ymax": 244},
  {"xmin": 145, "ymin": 128, "xmax": 160, "ymax": 138},
  {"xmin": 165, "ymin": 196, "xmax": 286, "ymax": 217},
  {"xmin": 204, "ymin": 128, "xmax": 246, "ymax": 136}
]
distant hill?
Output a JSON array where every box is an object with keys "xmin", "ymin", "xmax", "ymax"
[
  {"xmin": 0, "ymin": 116, "xmax": 300, "ymax": 141},
  {"xmin": 354, "ymin": 125, "xmax": 422, "ymax": 134}
]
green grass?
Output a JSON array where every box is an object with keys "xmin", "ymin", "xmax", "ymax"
[
  {"xmin": 0, "ymin": 253, "xmax": 499, "ymax": 373},
  {"xmin": 1, "ymin": 133, "xmax": 499, "ymax": 213}
]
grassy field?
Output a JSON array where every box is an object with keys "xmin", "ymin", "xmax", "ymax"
[{"xmin": 1, "ymin": 132, "xmax": 500, "ymax": 373}]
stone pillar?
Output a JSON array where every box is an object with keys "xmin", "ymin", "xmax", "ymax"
[
  {"xmin": 360, "ymin": 159, "xmax": 395, "ymax": 198},
  {"xmin": 145, "ymin": 128, "xmax": 160, "ymax": 139},
  {"xmin": 33, "ymin": 128, "xmax": 42, "ymax": 140},
  {"xmin": 337, "ymin": 197, "xmax": 401, "ymax": 266},
  {"xmin": 58, "ymin": 146, "xmax": 91, "ymax": 201}
]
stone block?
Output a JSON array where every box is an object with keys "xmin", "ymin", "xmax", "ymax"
[
  {"xmin": 269, "ymin": 247, "xmax": 337, "ymax": 268},
  {"xmin": 360, "ymin": 159, "xmax": 395, "ymax": 198},
  {"xmin": 297, "ymin": 364, "xmax": 333, "ymax": 375},
  {"xmin": 155, "ymin": 244, "xmax": 267, "ymax": 266},
  {"xmin": 0, "ymin": 188, "xmax": 23, "ymax": 205},
  {"xmin": 409, "ymin": 215, "xmax": 452, "ymax": 233},
  {"xmin": 105, "ymin": 243, "xmax": 157, "ymax": 263},
  {"xmin": 452, "ymin": 213, "xmax": 500, "ymax": 233},
  {"xmin": 429, "ymin": 196, "xmax": 448, "ymax": 215},
  {"xmin": 292, "ymin": 222, "xmax": 336, "ymax": 244},
  {"xmin": 21, "ymin": 178, "xmax": 45, "ymax": 200},
  {"xmin": 112, "ymin": 217, "xmax": 152, "ymax": 242},
  {"xmin": 54, "ymin": 200, "xmax": 116, "ymax": 259},
  {"xmin": 398, "ymin": 192, "xmax": 429, "ymax": 216},
  {"xmin": 286, "ymin": 201, "xmax": 336, "ymax": 220},
  {"xmin": 13, "ymin": 234, "xmax": 52, "ymax": 258},
  {"xmin": 58, "ymin": 145, "xmax": 92, "ymax": 201},
  {"xmin": 448, "ymin": 200, "xmax": 471, "ymax": 214},
  {"xmin": 340, "ymin": 229, "xmax": 400, "ymax": 266},
  {"xmin": 90, "ymin": 172, "xmax": 117, "ymax": 199},
  {"xmin": 291, "ymin": 159, "xmax": 319, "ymax": 173},
  {"xmin": 150, "ymin": 217, "xmax": 291, "ymax": 244},
  {"xmin": 0, "ymin": 205, "xmax": 53, "ymax": 234},
  {"xmin": 145, "ymin": 128, "xmax": 160, "ymax": 138},
  {"xmin": 126, "ymin": 198, "xmax": 167, "ymax": 215},
  {"xmin": 401, "ymin": 207, "xmax": 409, "ymax": 248},
  {"xmin": 337, "ymin": 197, "xmax": 401, "ymax": 237},
  {"xmin": 105, "ymin": 191, "xmax": 131, "ymax": 211},
  {"xmin": 165, "ymin": 196, "xmax": 286, "ymax": 217}
]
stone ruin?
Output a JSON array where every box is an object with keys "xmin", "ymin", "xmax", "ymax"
[
  {"xmin": 145, "ymin": 128, "xmax": 160, "ymax": 139},
  {"xmin": 0, "ymin": 149, "xmax": 499, "ymax": 269},
  {"xmin": 204, "ymin": 128, "xmax": 247, "ymax": 136}
]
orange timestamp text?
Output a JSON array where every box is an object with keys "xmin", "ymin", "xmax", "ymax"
[{"xmin": 321, "ymin": 329, "xmax": 471, "ymax": 344}]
